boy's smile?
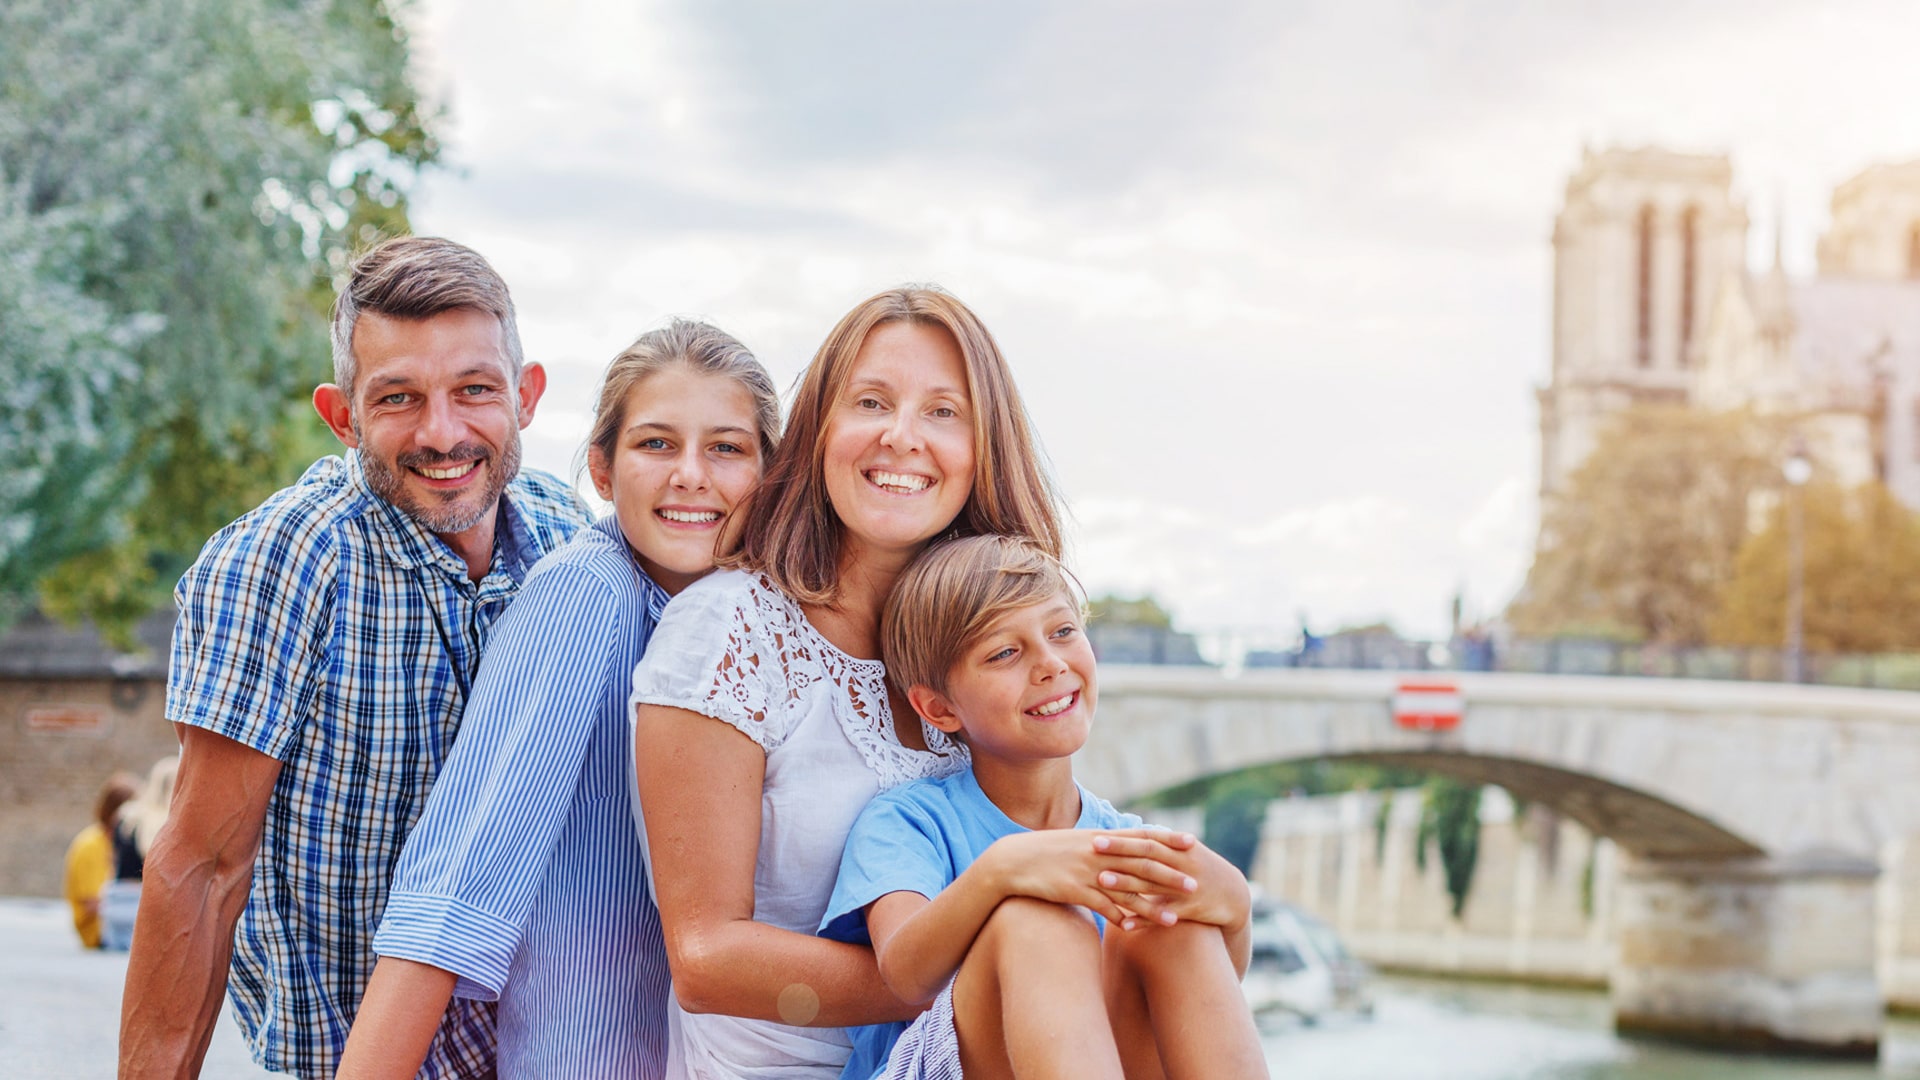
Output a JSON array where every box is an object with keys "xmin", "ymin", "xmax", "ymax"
[{"xmin": 919, "ymin": 595, "xmax": 1099, "ymax": 763}]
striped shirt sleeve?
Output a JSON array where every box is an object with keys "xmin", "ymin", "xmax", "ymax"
[{"xmin": 374, "ymin": 559, "xmax": 625, "ymax": 998}]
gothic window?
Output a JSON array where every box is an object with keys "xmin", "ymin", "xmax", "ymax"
[
  {"xmin": 1680, "ymin": 207, "xmax": 1699, "ymax": 360},
  {"xmin": 1636, "ymin": 205, "xmax": 1654, "ymax": 368}
]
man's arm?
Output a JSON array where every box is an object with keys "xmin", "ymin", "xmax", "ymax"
[{"xmin": 119, "ymin": 725, "xmax": 281, "ymax": 1079}]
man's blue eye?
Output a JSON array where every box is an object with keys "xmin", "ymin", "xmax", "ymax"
[{"xmin": 381, "ymin": 393, "xmax": 408, "ymax": 406}]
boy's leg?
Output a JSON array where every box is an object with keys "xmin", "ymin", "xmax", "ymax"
[
  {"xmin": 1105, "ymin": 922, "xmax": 1269, "ymax": 1080},
  {"xmin": 949, "ymin": 897, "xmax": 1125, "ymax": 1080}
]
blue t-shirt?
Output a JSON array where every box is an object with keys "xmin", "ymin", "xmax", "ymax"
[{"xmin": 819, "ymin": 768, "xmax": 1142, "ymax": 1080}]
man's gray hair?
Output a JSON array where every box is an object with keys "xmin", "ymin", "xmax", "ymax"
[{"xmin": 329, "ymin": 236, "xmax": 524, "ymax": 393}]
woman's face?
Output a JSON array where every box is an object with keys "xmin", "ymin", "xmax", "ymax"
[
  {"xmin": 821, "ymin": 321, "xmax": 976, "ymax": 564},
  {"xmin": 589, "ymin": 366, "xmax": 765, "ymax": 595}
]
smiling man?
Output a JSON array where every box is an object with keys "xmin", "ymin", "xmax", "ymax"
[{"xmin": 118, "ymin": 237, "xmax": 591, "ymax": 1080}]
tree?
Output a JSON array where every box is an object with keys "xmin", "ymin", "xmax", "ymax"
[
  {"xmin": 0, "ymin": 0, "xmax": 438, "ymax": 643},
  {"xmin": 1510, "ymin": 404, "xmax": 1789, "ymax": 644},
  {"xmin": 1414, "ymin": 778, "xmax": 1481, "ymax": 920},
  {"xmin": 1711, "ymin": 481, "xmax": 1920, "ymax": 653},
  {"xmin": 1088, "ymin": 594, "xmax": 1175, "ymax": 629}
]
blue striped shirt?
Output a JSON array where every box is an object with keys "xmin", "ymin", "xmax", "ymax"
[
  {"xmin": 166, "ymin": 452, "xmax": 590, "ymax": 1080},
  {"xmin": 376, "ymin": 516, "xmax": 673, "ymax": 1079}
]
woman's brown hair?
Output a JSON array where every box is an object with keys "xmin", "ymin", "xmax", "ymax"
[{"xmin": 726, "ymin": 285, "xmax": 1062, "ymax": 605}]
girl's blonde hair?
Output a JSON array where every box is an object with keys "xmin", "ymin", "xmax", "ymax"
[
  {"xmin": 581, "ymin": 319, "xmax": 781, "ymax": 482},
  {"xmin": 726, "ymin": 286, "xmax": 1062, "ymax": 604},
  {"xmin": 882, "ymin": 535, "xmax": 1083, "ymax": 698},
  {"xmin": 124, "ymin": 756, "xmax": 179, "ymax": 858}
]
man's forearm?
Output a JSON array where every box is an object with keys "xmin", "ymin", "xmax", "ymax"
[{"xmin": 117, "ymin": 835, "xmax": 252, "ymax": 1078}]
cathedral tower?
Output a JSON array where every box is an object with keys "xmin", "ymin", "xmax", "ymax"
[
  {"xmin": 1817, "ymin": 160, "xmax": 1920, "ymax": 280},
  {"xmin": 1538, "ymin": 148, "xmax": 1749, "ymax": 500}
]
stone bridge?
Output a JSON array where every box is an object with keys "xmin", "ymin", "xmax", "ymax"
[{"xmin": 1077, "ymin": 667, "xmax": 1920, "ymax": 1058}]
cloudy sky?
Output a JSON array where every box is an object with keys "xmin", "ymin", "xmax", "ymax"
[{"xmin": 405, "ymin": 0, "xmax": 1920, "ymax": 645}]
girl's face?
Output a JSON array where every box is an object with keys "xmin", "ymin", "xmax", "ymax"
[
  {"xmin": 821, "ymin": 321, "xmax": 976, "ymax": 564},
  {"xmin": 589, "ymin": 365, "xmax": 765, "ymax": 595}
]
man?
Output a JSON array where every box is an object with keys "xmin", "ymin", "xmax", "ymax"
[{"xmin": 119, "ymin": 236, "xmax": 591, "ymax": 1079}]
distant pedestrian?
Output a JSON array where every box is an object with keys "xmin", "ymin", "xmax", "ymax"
[
  {"xmin": 117, "ymin": 236, "xmax": 590, "ymax": 1080},
  {"xmin": 62, "ymin": 772, "xmax": 138, "ymax": 949},
  {"xmin": 100, "ymin": 756, "xmax": 177, "ymax": 951}
]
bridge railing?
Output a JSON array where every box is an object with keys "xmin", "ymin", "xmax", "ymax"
[{"xmin": 1242, "ymin": 637, "xmax": 1920, "ymax": 691}]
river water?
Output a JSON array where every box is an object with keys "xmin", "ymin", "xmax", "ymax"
[{"xmin": 1263, "ymin": 975, "xmax": 1920, "ymax": 1079}]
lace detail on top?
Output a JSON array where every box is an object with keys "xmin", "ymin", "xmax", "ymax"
[{"xmin": 700, "ymin": 573, "xmax": 966, "ymax": 787}]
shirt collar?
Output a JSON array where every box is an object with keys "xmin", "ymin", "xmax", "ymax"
[{"xmin": 593, "ymin": 516, "xmax": 672, "ymax": 623}]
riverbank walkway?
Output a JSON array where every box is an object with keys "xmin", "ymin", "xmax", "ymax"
[{"xmin": 0, "ymin": 896, "xmax": 275, "ymax": 1078}]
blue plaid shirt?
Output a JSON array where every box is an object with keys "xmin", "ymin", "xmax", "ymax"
[{"xmin": 166, "ymin": 452, "xmax": 590, "ymax": 1080}]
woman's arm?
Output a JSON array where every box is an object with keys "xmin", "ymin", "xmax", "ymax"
[
  {"xmin": 635, "ymin": 704, "xmax": 920, "ymax": 1025},
  {"xmin": 336, "ymin": 959, "xmax": 458, "ymax": 1079}
]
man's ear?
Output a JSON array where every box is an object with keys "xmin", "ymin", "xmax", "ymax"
[
  {"xmin": 313, "ymin": 384, "xmax": 357, "ymax": 447},
  {"xmin": 907, "ymin": 685, "xmax": 964, "ymax": 736},
  {"xmin": 516, "ymin": 361, "xmax": 548, "ymax": 428},
  {"xmin": 587, "ymin": 444, "xmax": 615, "ymax": 502}
]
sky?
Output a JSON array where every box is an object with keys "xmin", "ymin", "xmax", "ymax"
[{"xmin": 403, "ymin": 0, "xmax": 1920, "ymax": 646}]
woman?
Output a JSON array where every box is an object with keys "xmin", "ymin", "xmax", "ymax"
[
  {"xmin": 339, "ymin": 320, "xmax": 780, "ymax": 1079},
  {"xmin": 631, "ymin": 286, "xmax": 1066, "ymax": 1077},
  {"xmin": 100, "ymin": 756, "xmax": 177, "ymax": 952}
]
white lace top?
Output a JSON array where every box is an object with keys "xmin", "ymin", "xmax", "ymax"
[{"xmin": 628, "ymin": 569, "xmax": 967, "ymax": 1079}]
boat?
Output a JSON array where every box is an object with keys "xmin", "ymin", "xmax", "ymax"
[{"xmin": 1241, "ymin": 895, "xmax": 1374, "ymax": 1024}]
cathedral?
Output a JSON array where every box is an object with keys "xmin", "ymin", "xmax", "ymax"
[{"xmin": 1537, "ymin": 148, "xmax": 1920, "ymax": 509}]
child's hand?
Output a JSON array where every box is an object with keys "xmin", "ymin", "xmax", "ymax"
[
  {"xmin": 1090, "ymin": 833, "xmax": 1251, "ymax": 933},
  {"xmin": 980, "ymin": 828, "xmax": 1203, "ymax": 927}
]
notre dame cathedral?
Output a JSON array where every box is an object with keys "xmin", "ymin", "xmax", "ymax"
[{"xmin": 1537, "ymin": 147, "xmax": 1920, "ymax": 509}]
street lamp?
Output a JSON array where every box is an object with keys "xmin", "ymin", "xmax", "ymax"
[{"xmin": 1783, "ymin": 442, "xmax": 1812, "ymax": 683}]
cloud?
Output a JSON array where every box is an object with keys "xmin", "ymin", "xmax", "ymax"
[{"xmin": 407, "ymin": 0, "xmax": 1920, "ymax": 642}]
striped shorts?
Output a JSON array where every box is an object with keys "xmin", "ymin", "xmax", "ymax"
[{"xmin": 879, "ymin": 981, "xmax": 963, "ymax": 1080}]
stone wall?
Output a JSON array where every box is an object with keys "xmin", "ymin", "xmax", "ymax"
[
  {"xmin": 1253, "ymin": 787, "xmax": 1616, "ymax": 986},
  {"xmin": 0, "ymin": 676, "xmax": 178, "ymax": 897},
  {"xmin": 1252, "ymin": 787, "xmax": 1920, "ymax": 1010}
]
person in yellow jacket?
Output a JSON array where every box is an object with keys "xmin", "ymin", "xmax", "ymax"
[{"xmin": 64, "ymin": 773, "xmax": 139, "ymax": 948}]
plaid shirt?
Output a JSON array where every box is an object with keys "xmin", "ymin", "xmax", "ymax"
[{"xmin": 166, "ymin": 452, "xmax": 590, "ymax": 1080}]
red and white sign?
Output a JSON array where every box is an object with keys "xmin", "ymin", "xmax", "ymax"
[{"xmin": 1392, "ymin": 680, "xmax": 1462, "ymax": 732}]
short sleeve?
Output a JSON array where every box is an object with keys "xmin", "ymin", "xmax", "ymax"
[
  {"xmin": 628, "ymin": 571, "xmax": 800, "ymax": 752},
  {"xmin": 165, "ymin": 506, "xmax": 336, "ymax": 761},
  {"xmin": 818, "ymin": 789, "xmax": 953, "ymax": 945}
]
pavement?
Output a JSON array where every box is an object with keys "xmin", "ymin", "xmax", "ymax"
[{"xmin": 0, "ymin": 897, "xmax": 279, "ymax": 1078}]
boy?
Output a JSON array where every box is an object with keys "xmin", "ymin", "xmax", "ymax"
[{"xmin": 820, "ymin": 535, "xmax": 1269, "ymax": 1080}]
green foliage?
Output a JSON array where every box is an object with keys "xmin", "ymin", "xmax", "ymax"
[
  {"xmin": 1088, "ymin": 594, "xmax": 1175, "ymax": 629},
  {"xmin": 1580, "ymin": 843, "xmax": 1597, "ymax": 920},
  {"xmin": 0, "ymin": 0, "xmax": 438, "ymax": 640},
  {"xmin": 1200, "ymin": 778, "xmax": 1270, "ymax": 875},
  {"xmin": 1140, "ymin": 758, "xmax": 1430, "ymax": 809},
  {"xmin": 1414, "ymin": 777, "xmax": 1481, "ymax": 919},
  {"xmin": 1373, "ymin": 794, "xmax": 1392, "ymax": 866}
]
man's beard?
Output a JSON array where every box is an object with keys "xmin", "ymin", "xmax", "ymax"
[{"xmin": 358, "ymin": 425, "xmax": 523, "ymax": 536}]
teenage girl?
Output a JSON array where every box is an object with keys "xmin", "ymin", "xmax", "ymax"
[{"xmin": 338, "ymin": 320, "xmax": 780, "ymax": 1079}]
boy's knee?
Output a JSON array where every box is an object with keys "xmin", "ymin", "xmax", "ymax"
[
  {"xmin": 1110, "ymin": 919, "xmax": 1228, "ymax": 974},
  {"xmin": 980, "ymin": 897, "xmax": 1100, "ymax": 954}
]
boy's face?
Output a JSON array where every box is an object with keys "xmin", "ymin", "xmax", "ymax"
[{"xmin": 917, "ymin": 594, "xmax": 1099, "ymax": 764}]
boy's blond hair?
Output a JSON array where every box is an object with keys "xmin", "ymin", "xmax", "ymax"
[{"xmin": 882, "ymin": 535, "xmax": 1083, "ymax": 698}]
